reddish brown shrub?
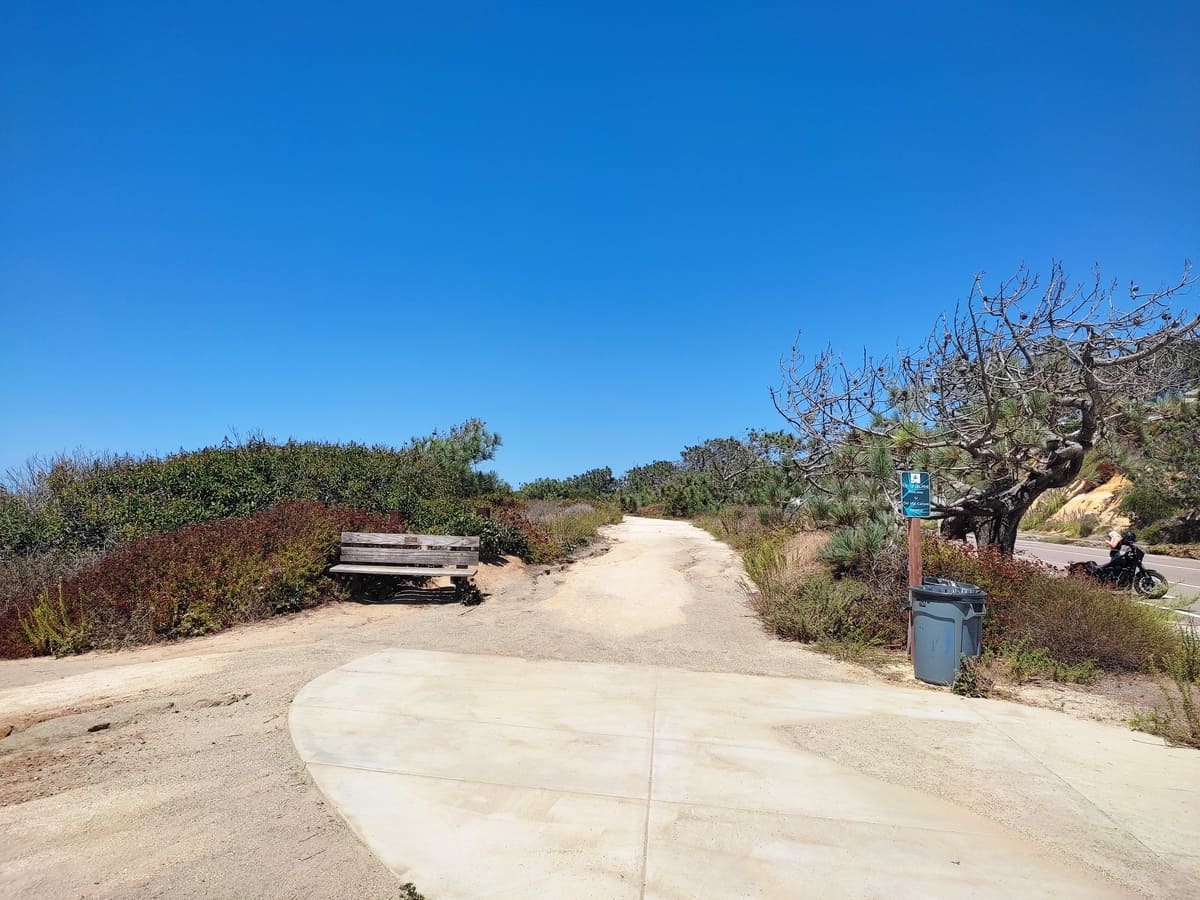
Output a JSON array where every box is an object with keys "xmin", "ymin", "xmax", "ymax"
[
  {"xmin": 923, "ymin": 537, "xmax": 1177, "ymax": 671},
  {"xmin": 3, "ymin": 501, "xmax": 400, "ymax": 658}
]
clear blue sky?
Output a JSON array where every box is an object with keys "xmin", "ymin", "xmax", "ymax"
[{"xmin": 3, "ymin": 2, "xmax": 1197, "ymax": 487}]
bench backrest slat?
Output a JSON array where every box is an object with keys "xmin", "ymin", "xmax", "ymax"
[
  {"xmin": 341, "ymin": 532, "xmax": 480, "ymax": 550},
  {"xmin": 340, "ymin": 546, "xmax": 479, "ymax": 567}
]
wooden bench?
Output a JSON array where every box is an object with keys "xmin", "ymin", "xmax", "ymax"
[{"xmin": 329, "ymin": 532, "xmax": 480, "ymax": 600}]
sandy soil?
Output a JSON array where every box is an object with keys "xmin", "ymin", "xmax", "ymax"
[
  {"xmin": 1, "ymin": 516, "xmax": 1185, "ymax": 898},
  {"xmin": 0, "ymin": 517, "xmax": 856, "ymax": 898},
  {"xmin": 874, "ymin": 657, "xmax": 1169, "ymax": 729}
]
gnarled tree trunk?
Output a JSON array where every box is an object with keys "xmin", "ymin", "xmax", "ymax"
[{"xmin": 947, "ymin": 443, "xmax": 1087, "ymax": 555}]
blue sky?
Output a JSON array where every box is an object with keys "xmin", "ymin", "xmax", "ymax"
[{"xmin": 3, "ymin": 1, "xmax": 1197, "ymax": 487}]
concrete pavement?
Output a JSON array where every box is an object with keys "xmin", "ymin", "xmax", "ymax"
[{"xmin": 290, "ymin": 649, "xmax": 1200, "ymax": 899}]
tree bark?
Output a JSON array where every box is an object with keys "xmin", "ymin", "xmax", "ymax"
[{"xmin": 953, "ymin": 443, "xmax": 1087, "ymax": 555}]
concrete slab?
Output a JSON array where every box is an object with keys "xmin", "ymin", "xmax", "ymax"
[
  {"xmin": 292, "ymin": 706, "xmax": 652, "ymax": 798},
  {"xmin": 643, "ymin": 804, "xmax": 1126, "ymax": 900},
  {"xmin": 651, "ymin": 738, "xmax": 999, "ymax": 833},
  {"xmin": 295, "ymin": 667, "xmax": 657, "ymax": 737},
  {"xmin": 290, "ymin": 649, "xmax": 1200, "ymax": 898},
  {"xmin": 305, "ymin": 763, "xmax": 647, "ymax": 898}
]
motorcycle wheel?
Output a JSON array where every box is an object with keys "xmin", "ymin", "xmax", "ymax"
[{"xmin": 1134, "ymin": 570, "xmax": 1168, "ymax": 598}]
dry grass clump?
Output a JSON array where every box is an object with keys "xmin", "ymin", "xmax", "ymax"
[
  {"xmin": 703, "ymin": 511, "xmax": 904, "ymax": 650},
  {"xmin": 508, "ymin": 499, "xmax": 622, "ymax": 562},
  {"xmin": 1132, "ymin": 626, "xmax": 1200, "ymax": 748},
  {"xmin": 751, "ymin": 572, "xmax": 903, "ymax": 647}
]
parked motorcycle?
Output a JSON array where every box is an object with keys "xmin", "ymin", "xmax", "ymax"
[{"xmin": 1067, "ymin": 530, "xmax": 1168, "ymax": 597}]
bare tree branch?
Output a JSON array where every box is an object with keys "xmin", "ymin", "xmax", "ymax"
[{"xmin": 774, "ymin": 262, "xmax": 1198, "ymax": 552}]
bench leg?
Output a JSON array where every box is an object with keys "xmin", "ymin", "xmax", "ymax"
[{"xmin": 452, "ymin": 577, "xmax": 467, "ymax": 603}]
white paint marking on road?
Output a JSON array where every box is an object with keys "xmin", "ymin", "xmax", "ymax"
[{"xmin": 1136, "ymin": 600, "xmax": 1200, "ymax": 621}]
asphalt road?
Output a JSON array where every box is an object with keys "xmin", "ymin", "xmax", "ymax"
[{"xmin": 1015, "ymin": 538, "xmax": 1200, "ymax": 615}]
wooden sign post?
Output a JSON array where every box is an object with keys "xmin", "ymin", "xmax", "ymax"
[
  {"xmin": 900, "ymin": 472, "xmax": 931, "ymax": 658},
  {"xmin": 907, "ymin": 517, "xmax": 922, "ymax": 656}
]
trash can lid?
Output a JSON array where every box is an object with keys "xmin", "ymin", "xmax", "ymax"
[{"xmin": 913, "ymin": 576, "xmax": 985, "ymax": 599}]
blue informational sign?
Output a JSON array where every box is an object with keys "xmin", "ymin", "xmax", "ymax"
[{"xmin": 901, "ymin": 471, "xmax": 931, "ymax": 518}]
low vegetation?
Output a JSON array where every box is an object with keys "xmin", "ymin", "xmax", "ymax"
[
  {"xmin": 699, "ymin": 491, "xmax": 1199, "ymax": 746},
  {"xmin": 1146, "ymin": 543, "xmax": 1200, "ymax": 560},
  {"xmin": 1132, "ymin": 627, "xmax": 1200, "ymax": 748},
  {"xmin": 698, "ymin": 506, "xmax": 905, "ymax": 654},
  {"xmin": 5, "ymin": 501, "xmax": 397, "ymax": 657},
  {"xmin": 520, "ymin": 500, "xmax": 623, "ymax": 557},
  {"xmin": 0, "ymin": 421, "xmax": 509, "ymax": 558},
  {"xmin": 922, "ymin": 539, "xmax": 1176, "ymax": 671},
  {"xmin": 1018, "ymin": 489, "xmax": 1069, "ymax": 531},
  {"xmin": 704, "ymin": 504, "xmax": 1180, "ymax": 684},
  {"xmin": 1, "ymin": 426, "xmax": 620, "ymax": 658}
]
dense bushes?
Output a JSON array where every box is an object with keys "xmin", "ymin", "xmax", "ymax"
[
  {"xmin": 1120, "ymin": 483, "xmax": 1179, "ymax": 528},
  {"xmin": 698, "ymin": 512, "xmax": 905, "ymax": 649},
  {"xmin": 615, "ymin": 433, "xmax": 804, "ymax": 517},
  {"xmin": 2, "ymin": 422, "xmax": 506, "ymax": 558},
  {"xmin": 923, "ymin": 538, "xmax": 1177, "ymax": 671},
  {"xmin": 753, "ymin": 572, "xmax": 903, "ymax": 646},
  {"xmin": 705, "ymin": 503, "xmax": 1179, "ymax": 675},
  {"xmin": 1, "ymin": 502, "xmax": 398, "ymax": 658},
  {"xmin": 0, "ymin": 550, "xmax": 98, "ymax": 648},
  {"xmin": 819, "ymin": 519, "xmax": 898, "ymax": 575},
  {"xmin": 0, "ymin": 419, "xmax": 634, "ymax": 657},
  {"xmin": 1143, "ymin": 511, "xmax": 1200, "ymax": 546},
  {"xmin": 522, "ymin": 467, "xmax": 618, "ymax": 501},
  {"xmin": 0, "ymin": 497, "xmax": 621, "ymax": 659}
]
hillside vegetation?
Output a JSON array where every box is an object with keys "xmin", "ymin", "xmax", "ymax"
[
  {"xmin": 0, "ymin": 423, "xmax": 619, "ymax": 658},
  {"xmin": 1019, "ymin": 395, "xmax": 1200, "ymax": 551}
]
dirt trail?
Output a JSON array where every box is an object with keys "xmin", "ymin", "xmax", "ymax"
[{"xmin": 0, "ymin": 517, "xmax": 851, "ymax": 898}]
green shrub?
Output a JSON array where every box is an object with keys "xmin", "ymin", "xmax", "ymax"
[
  {"xmin": 820, "ymin": 519, "xmax": 897, "ymax": 575},
  {"xmin": 753, "ymin": 573, "xmax": 899, "ymax": 645},
  {"xmin": 19, "ymin": 585, "xmax": 90, "ymax": 657},
  {"xmin": 407, "ymin": 496, "xmax": 528, "ymax": 559},
  {"xmin": 1020, "ymin": 489, "xmax": 1068, "ymax": 530},
  {"xmin": 0, "ymin": 551, "xmax": 97, "ymax": 657},
  {"xmin": 702, "ymin": 506, "xmax": 905, "ymax": 651},
  {"xmin": 952, "ymin": 655, "xmax": 993, "ymax": 697},
  {"xmin": 482, "ymin": 497, "xmax": 621, "ymax": 564},
  {"xmin": 1143, "ymin": 512, "xmax": 1200, "ymax": 545},
  {"xmin": 0, "ymin": 489, "xmax": 46, "ymax": 556},
  {"xmin": 1058, "ymin": 511, "xmax": 1101, "ymax": 538},
  {"xmin": 1132, "ymin": 627, "xmax": 1200, "ymax": 748},
  {"xmin": 1120, "ymin": 484, "xmax": 1179, "ymax": 528},
  {"xmin": 1, "ymin": 501, "xmax": 399, "ymax": 658},
  {"xmin": 521, "ymin": 467, "xmax": 618, "ymax": 500},
  {"xmin": 795, "ymin": 493, "xmax": 834, "ymax": 529},
  {"xmin": 996, "ymin": 639, "xmax": 1098, "ymax": 684},
  {"xmin": 0, "ymin": 424, "xmax": 502, "ymax": 558},
  {"xmin": 741, "ymin": 535, "xmax": 788, "ymax": 594},
  {"xmin": 660, "ymin": 472, "xmax": 721, "ymax": 517},
  {"xmin": 1178, "ymin": 626, "xmax": 1200, "ymax": 683}
]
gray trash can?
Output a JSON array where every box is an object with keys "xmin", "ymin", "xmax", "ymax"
[{"xmin": 911, "ymin": 577, "xmax": 987, "ymax": 686}]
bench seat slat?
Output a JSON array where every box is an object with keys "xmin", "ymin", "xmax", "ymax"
[
  {"xmin": 340, "ymin": 547, "xmax": 480, "ymax": 566},
  {"xmin": 329, "ymin": 564, "xmax": 478, "ymax": 577},
  {"xmin": 341, "ymin": 532, "xmax": 480, "ymax": 549}
]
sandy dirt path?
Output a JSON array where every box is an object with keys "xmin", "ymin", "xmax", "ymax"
[
  {"xmin": 0, "ymin": 517, "xmax": 852, "ymax": 898},
  {"xmin": 4, "ymin": 517, "xmax": 1195, "ymax": 898}
]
